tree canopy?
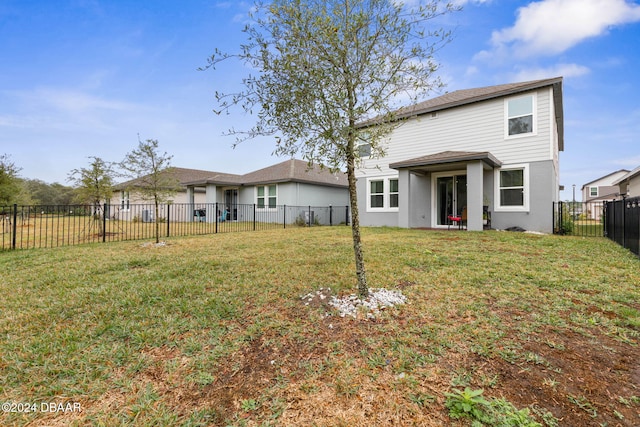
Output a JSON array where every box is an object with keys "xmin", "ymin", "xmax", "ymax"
[
  {"xmin": 0, "ymin": 154, "xmax": 23, "ymax": 206},
  {"xmin": 120, "ymin": 138, "xmax": 180, "ymax": 243},
  {"xmin": 68, "ymin": 156, "xmax": 116, "ymax": 206}
]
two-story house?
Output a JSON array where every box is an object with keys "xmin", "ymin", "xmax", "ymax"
[
  {"xmin": 581, "ymin": 169, "xmax": 628, "ymax": 220},
  {"xmin": 582, "ymin": 170, "xmax": 628, "ymax": 202},
  {"xmin": 613, "ymin": 166, "xmax": 640, "ymax": 199},
  {"xmin": 356, "ymin": 77, "xmax": 564, "ymax": 233}
]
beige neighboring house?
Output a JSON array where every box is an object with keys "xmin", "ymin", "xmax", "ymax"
[
  {"xmin": 110, "ymin": 159, "xmax": 349, "ymax": 223},
  {"xmin": 613, "ymin": 166, "xmax": 640, "ymax": 198},
  {"xmin": 581, "ymin": 169, "xmax": 629, "ymax": 220}
]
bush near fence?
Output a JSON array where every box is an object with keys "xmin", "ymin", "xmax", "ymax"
[
  {"xmin": 0, "ymin": 203, "xmax": 350, "ymax": 250},
  {"xmin": 553, "ymin": 201, "xmax": 606, "ymax": 237}
]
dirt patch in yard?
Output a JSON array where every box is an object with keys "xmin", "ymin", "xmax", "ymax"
[
  {"xmin": 172, "ymin": 303, "xmax": 638, "ymax": 426},
  {"xmin": 482, "ymin": 326, "xmax": 640, "ymax": 426}
]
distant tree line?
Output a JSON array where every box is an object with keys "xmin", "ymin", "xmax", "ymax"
[
  {"xmin": 1, "ymin": 138, "xmax": 177, "ymax": 224},
  {"xmin": 0, "ymin": 154, "xmax": 75, "ymax": 206}
]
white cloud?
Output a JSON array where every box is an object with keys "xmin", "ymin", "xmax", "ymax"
[
  {"xmin": 489, "ymin": 0, "xmax": 640, "ymax": 58},
  {"xmin": 13, "ymin": 88, "xmax": 139, "ymax": 114},
  {"xmin": 511, "ymin": 63, "xmax": 590, "ymax": 81}
]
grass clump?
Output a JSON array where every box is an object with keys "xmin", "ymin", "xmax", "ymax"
[{"xmin": 445, "ymin": 388, "xmax": 541, "ymax": 426}]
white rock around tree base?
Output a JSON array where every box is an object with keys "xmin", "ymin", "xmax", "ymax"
[{"xmin": 301, "ymin": 287, "xmax": 407, "ymax": 320}]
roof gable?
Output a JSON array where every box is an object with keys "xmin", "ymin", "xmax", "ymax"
[
  {"xmin": 397, "ymin": 77, "xmax": 562, "ymax": 117},
  {"xmin": 612, "ymin": 166, "xmax": 640, "ymax": 185},
  {"xmin": 581, "ymin": 169, "xmax": 630, "ymax": 189},
  {"xmin": 362, "ymin": 77, "xmax": 564, "ymax": 151}
]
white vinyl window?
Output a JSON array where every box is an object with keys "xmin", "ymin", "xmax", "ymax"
[
  {"xmin": 358, "ymin": 143, "xmax": 372, "ymax": 158},
  {"xmin": 367, "ymin": 177, "xmax": 399, "ymax": 211},
  {"xmin": 495, "ymin": 165, "xmax": 529, "ymax": 212},
  {"xmin": 389, "ymin": 179, "xmax": 399, "ymax": 208},
  {"xmin": 120, "ymin": 191, "xmax": 130, "ymax": 211},
  {"xmin": 589, "ymin": 186, "xmax": 598, "ymax": 197},
  {"xmin": 257, "ymin": 184, "xmax": 277, "ymax": 209},
  {"xmin": 370, "ymin": 180, "xmax": 384, "ymax": 208},
  {"xmin": 505, "ymin": 94, "xmax": 535, "ymax": 137}
]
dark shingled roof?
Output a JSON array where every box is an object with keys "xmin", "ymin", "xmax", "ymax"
[
  {"xmin": 181, "ymin": 159, "xmax": 348, "ymax": 188},
  {"xmin": 241, "ymin": 159, "xmax": 347, "ymax": 187},
  {"xmin": 390, "ymin": 151, "xmax": 502, "ymax": 170},
  {"xmin": 114, "ymin": 167, "xmax": 232, "ymax": 190}
]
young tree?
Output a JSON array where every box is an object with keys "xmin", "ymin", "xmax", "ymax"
[
  {"xmin": 120, "ymin": 138, "xmax": 180, "ymax": 243},
  {"xmin": 0, "ymin": 154, "xmax": 23, "ymax": 206},
  {"xmin": 68, "ymin": 156, "xmax": 116, "ymax": 210},
  {"xmin": 205, "ymin": 0, "xmax": 458, "ymax": 297}
]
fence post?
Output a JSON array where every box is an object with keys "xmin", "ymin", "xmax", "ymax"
[
  {"xmin": 346, "ymin": 205, "xmax": 349, "ymax": 226},
  {"xmin": 215, "ymin": 202, "xmax": 218, "ymax": 234},
  {"xmin": 12, "ymin": 204, "xmax": 17, "ymax": 250},
  {"xmin": 166, "ymin": 204, "xmax": 171, "ymax": 237},
  {"xmin": 283, "ymin": 205, "xmax": 286, "ymax": 229},
  {"xmin": 102, "ymin": 203, "xmax": 107, "ymax": 243},
  {"xmin": 253, "ymin": 204, "xmax": 256, "ymax": 231},
  {"xmin": 624, "ymin": 199, "xmax": 627, "ymax": 244},
  {"xmin": 330, "ymin": 205, "xmax": 333, "ymax": 226}
]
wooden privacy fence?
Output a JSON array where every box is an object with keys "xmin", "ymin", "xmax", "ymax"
[{"xmin": 0, "ymin": 203, "xmax": 350, "ymax": 250}]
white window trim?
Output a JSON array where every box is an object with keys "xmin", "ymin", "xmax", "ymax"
[
  {"xmin": 589, "ymin": 186, "xmax": 598, "ymax": 197},
  {"xmin": 366, "ymin": 176, "xmax": 399, "ymax": 212},
  {"xmin": 494, "ymin": 164, "xmax": 530, "ymax": 212},
  {"xmin": 256, "ymin": 184, "xmax": 277, "ymax": 210},
  {"xmin": 504, "ymin": 94, "xmax": 537, "ymax": 139},
  {"xmin": 120, "ymin": 191, "xmax": 130, "ymax": 211}
]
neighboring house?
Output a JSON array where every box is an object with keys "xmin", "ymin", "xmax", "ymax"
[
  {"xmin": 356, "ymin": 77, "xmax": 564, "ymax": 233},
  {"xmin": 581, "ymin": 169, "xmax": 628, "ymax": 220},
  {"xmin": 111, "ymin": 159, "xmax": 349, "ymax": 223},
  {"xmin": 613, "ymin": 166, "xmax": 640, "ymax": 199}
]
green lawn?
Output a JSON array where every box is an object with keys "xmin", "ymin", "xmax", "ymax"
[{"xmin": 1, "ymin": 228, "xmax": 639, "ymax": 426}]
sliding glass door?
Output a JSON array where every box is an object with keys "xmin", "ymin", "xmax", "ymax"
[{"xmin": 436, "ymin": 174, "xmax": 467, "ymax": 226}]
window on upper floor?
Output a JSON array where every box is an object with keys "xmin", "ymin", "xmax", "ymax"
[
  {"xmin": 358, "ymin": 143, "xmax": 372, "ymax": 158},
  {"xmin": 589, "ymin": 186, "xmax": 598, "ymax": 197},
  {"xmin": 506, "ymin": 94, "xmax": 535, "ymax": 137}
]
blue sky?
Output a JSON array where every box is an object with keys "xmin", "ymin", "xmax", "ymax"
[{"xmin": 1, "ymin": 0, "xmax": 639, "ymax": 201}]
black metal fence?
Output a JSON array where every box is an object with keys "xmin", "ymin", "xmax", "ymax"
[
  {"xmin": 604, "ymin": 197, "xmax": 640, "ymax": 257},
  {"xmin": 552, "ymin": 201, "xmax": 606, "ymax": 237},
  {"xmin": 0, "ymin": 203, "xmax": 350, "ymax": 250}
]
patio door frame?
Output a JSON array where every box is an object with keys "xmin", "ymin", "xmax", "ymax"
[
  {"xmin": 223, "ymin": 188, "xmax": 239, "ymax": 221},
  {"xmin": 432, "ymin": 170, "xmax": 467, "ymax": 228}
]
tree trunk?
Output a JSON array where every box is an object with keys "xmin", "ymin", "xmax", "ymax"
[{"xmin": 346, "ymin": 154, "xmax": 368, "ymax": 298}]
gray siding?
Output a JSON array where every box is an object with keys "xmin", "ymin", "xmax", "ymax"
[
  {"xmin": 239, "ymin": 182, "xmax": 348, "ymax": 207},
  {"xmin": 356, "ymin": 87, "xmax": 555, "ymax": 181},
  {"xmin": 491, "ymin": 161, "xmax": 555, "ymax": 233},
  {"xmin": 277, "ymin": 182, "xmax": 349, "ymax": 206}
]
